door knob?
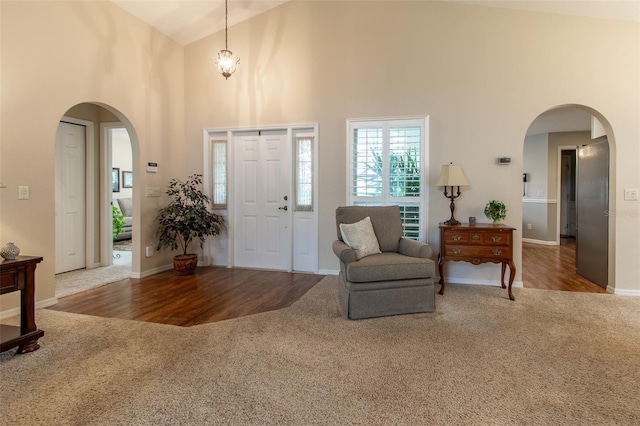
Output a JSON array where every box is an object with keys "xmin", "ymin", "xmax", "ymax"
[{"xmin": 279, "ymin": 205, "xmax": 288, "ymax": 211}]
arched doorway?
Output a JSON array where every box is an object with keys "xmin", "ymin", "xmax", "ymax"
[
  {"xmin": 521, "ymin": 105, "xmax": 613, "ymax": 293},
  {"xmin": 105, "ymin": 126, "xmax": 133, "ymax": 268},
  {"xmin": 54, "ymin": 102, "xmax": 140, "ymax": 298}
]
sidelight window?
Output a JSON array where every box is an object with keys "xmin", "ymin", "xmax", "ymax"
[
  {"xmin": 211, "ymin": 139, "xmax": 227, "ymax": 209},
  {"xmin": 295, "ymin": 135, "xmax": 314, "ymax": 211}
]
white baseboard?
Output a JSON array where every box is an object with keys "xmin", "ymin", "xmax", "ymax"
[
  {"xmin": 3, "ymin": 308, "xmax": 25, "ymax": 320},
  {"xmin": 0, "ymin": 297, "xmax": 58, "ymax": 320},
  {"xmin": 38, "ymin": 297, "xmax": 59, "ymax": 310},
  {"xmin": 522, "ymin": 238, "xmax": 559, "ymax": 246},
  {"xmin": 318, "ymin": 269, "xmax": 339, "ymax": 276},
  {"xmin": 611, "ymin": 288, "xmax": 640, "ymax": 297},
  {"xmin": 132, "ymin": 264, "xmax": 173, "ymax": 279}
]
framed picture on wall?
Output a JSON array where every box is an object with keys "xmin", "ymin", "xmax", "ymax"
[
  {"xmin": 112, "ymin": 168, "xmax": 120, "ymax": 192},
  {"xmin": 122, "ymin": 171, "xmax": 133, "ymax": 188}
]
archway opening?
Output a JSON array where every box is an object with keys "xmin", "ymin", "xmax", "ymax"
[
  {"xmin": 521, "ymin": 104, "xmax": 614, "ymax": 293},
  {"xmin": 54, "ymin": 102, "xmax": 140, "ymax": 298}
]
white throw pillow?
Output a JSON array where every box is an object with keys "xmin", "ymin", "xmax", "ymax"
[{"xmin": 339, "ymin": 216, "xmax": 382, "ymax": 260}]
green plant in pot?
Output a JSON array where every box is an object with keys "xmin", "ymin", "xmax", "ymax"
[
  {"xmin": 484, "ymin": 200, "xmax": 507, "ymax": 225},
  {"xmin": 112, "ymin": 205, "xmax": 126, "ymax": 241},
  {"xmin": 156, "ymin": 174, "xmax": 225, "ymax": 275}
]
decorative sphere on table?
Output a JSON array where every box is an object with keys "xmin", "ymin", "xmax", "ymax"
[{"xmin": 0, "ymin": 242, "xmax": 20, "ymax": 260}]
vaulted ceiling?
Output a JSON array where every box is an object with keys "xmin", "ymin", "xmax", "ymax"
[
  {"xmin": 111, "ymin": 0, "xmax": 287, "ymax": 46},
  {"xmin": 110, "ymin": 1, "xmax": 638, "ymax": 135},
  {"xmin": 112, "ymin": 0, "xmax": 640, "ymax": 46}
]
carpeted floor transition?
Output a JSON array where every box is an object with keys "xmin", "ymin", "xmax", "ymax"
[
  {"xmin": 55, "ymin": 264, "xmax": 131, "ymax": 298},
  {"xmin": 1, "ymin": 276, "xmax": 639, "ymax": 425}
]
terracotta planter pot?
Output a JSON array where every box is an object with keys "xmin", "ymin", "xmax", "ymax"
[{"xmin": 173, "ymin": 254, "xmax": 198, "ymax": 275}]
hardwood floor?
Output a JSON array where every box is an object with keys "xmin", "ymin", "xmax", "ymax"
[
  {"xmin": 522, "ymin": 238, "xmax": 606, "ymax": 293},
  {"xmin": 48, "ymin": 267, "xmax": 325, "ymax": 327},
  {"xmin": 48, "ymin": 239, "xmax": 602, "ymax": 327}
]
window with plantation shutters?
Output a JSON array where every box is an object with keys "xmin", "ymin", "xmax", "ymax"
[{"xmin": 348, "ymin": 118, "xmax": 428, "ymax": 240}]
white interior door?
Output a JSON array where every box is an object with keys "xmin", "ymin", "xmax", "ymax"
[
  {"xmin": 55, "ymin": 121, "xmax": 86, "ymax": 273},
  {"xmin": 234, "ymin": 132, "xmax": 291, "ymax": 270}
]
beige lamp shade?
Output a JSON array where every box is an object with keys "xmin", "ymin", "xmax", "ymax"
[{"xmin": 436, "ymin": 163, "xmax": 469, "ymax": 187}]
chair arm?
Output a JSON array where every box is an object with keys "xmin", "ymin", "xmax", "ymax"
[
  {"xmin": 398, "ymin": 238, "xmax": 433, "ymax": 259},
  {"xmin": 332, "ymin": 240, "xmax": 357, "ymax": 264}
]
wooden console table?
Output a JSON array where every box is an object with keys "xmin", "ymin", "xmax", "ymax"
[
  {"xmin": 0, "ymin": 256, "xmax": 44, "ymax": 353},
  {"xmin": 438, "ymin": 224, "xmax": 516, "ymax": 300}
]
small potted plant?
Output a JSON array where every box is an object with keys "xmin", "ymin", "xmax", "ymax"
[
  {"xmin": 484, "ymin": 200, "xmax": 507, "ymax": 225},
  {"xmin": 156, "ymin": 174, "xmax": 225, "ymax": 275}
]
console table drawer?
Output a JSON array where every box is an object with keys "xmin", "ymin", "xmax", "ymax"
[
  {"xmin": 443, "ymin": 231, "xmax": 469, "ymax": 244},
  {"xmin": 469, "ymin": 233, "xmax": 484, "ymax": 244},
  {"xmin": 1, "ymin": 269, "xmax": 23, "ymax": 294},
  {"xmin": 445, "ymin": 245, "xmax": 510, "ymax": 261},
  {"xmin": 484, "ymin": 232, "xmax": 510, "ymax": 245}
]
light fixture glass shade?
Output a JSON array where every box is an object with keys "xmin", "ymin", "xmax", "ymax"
[
  {"xmin": 436, "ymin": 163, "xmax": 470, "ymax": 187},
  {"xmin": 216, "ymin": 49, "xmax": 239, "ymax": 79}
]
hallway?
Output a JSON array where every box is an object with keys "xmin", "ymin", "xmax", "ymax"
[{"xmin": 522, "ymin": 238, "xmax": 606, "ymax": 293}]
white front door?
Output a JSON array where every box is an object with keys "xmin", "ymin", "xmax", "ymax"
[
  {"xmin": 55, "ymin": 122, "xmax": 86, "ymax": 273},
  {"xmin": 234, "ymin": 132, "xmax": 290, "ymax": 270}
]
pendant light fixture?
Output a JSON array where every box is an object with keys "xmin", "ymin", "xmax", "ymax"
[{"xmin": 216, "ymin": 0, "xmax": 239, "ymax": 79}]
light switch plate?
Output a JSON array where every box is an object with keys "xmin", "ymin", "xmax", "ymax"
[
  {"xmin": 18, "ymin": 186, "xmax": 29, "ymax": 200},
  {"xmin": 624, "ymin": 188, "xmax": 639, "ymax": 201},
  {"xmin": 145, "ymin": 187, "xmax": 161, "ymax": 197}
]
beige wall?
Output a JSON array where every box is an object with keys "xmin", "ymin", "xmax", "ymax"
[
  {"xmin": 185, "ymin": 1, "xmax": 639, "ymax": 291},
  {"xmin": 1, "ymin": 1, "xmax": 185, "ymax": 311},
  {"xmin": 522, "ymin": 133, "xmax": 552, "ymax": 241},
  {"xmin": 1, "ymin": 1, "xmax": 639, "ymax": 314},
  {"xmin": 523, "ymin": 133, "xmax": 549, "ymax": 201}
]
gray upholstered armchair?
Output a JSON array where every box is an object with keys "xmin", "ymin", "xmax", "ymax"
[{"xmin": 333, "ymin": 205, "xmax": 436, "ymax": 319}]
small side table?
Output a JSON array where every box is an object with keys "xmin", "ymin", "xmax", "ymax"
[
  {"xmin": 438, "ymin": 224, "xmax": 516, "ymax": 300},
  {"xmin": 0, "ymin": 256, "xmax": 44, "ymax": 353}
]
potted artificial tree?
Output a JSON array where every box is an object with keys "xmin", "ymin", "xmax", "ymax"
[{"xmin": 156, "ymin": 174, "xmax": 225, "ymax": 275}]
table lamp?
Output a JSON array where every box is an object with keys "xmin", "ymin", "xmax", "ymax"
[{"xmin": 436, "ymin": 163, "xmax": 469, "ymax": 225}]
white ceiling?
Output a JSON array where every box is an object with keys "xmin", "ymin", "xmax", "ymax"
[
  {"xmin": 456, "ymin": 0, "xmax": 640, "ymax": 24},
  {"xmin": 111, "ymin": 0, "xmax": 288, "ymax": 46},
  {"xmin": 112, "ymin": 0, "xmax": 640, "ymax": 46}
]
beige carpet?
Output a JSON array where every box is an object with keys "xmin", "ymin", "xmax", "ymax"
[
  {"xmin": 113, "ymin": 239, "xmax": 132, "ymax": 251},
  {"xmin": 55, "ymin": 264, "xmax": 131, "ymax": 298},
  {"xmin": 2, "ymin": 276, "xmax": 639, "ymax": 425}
]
